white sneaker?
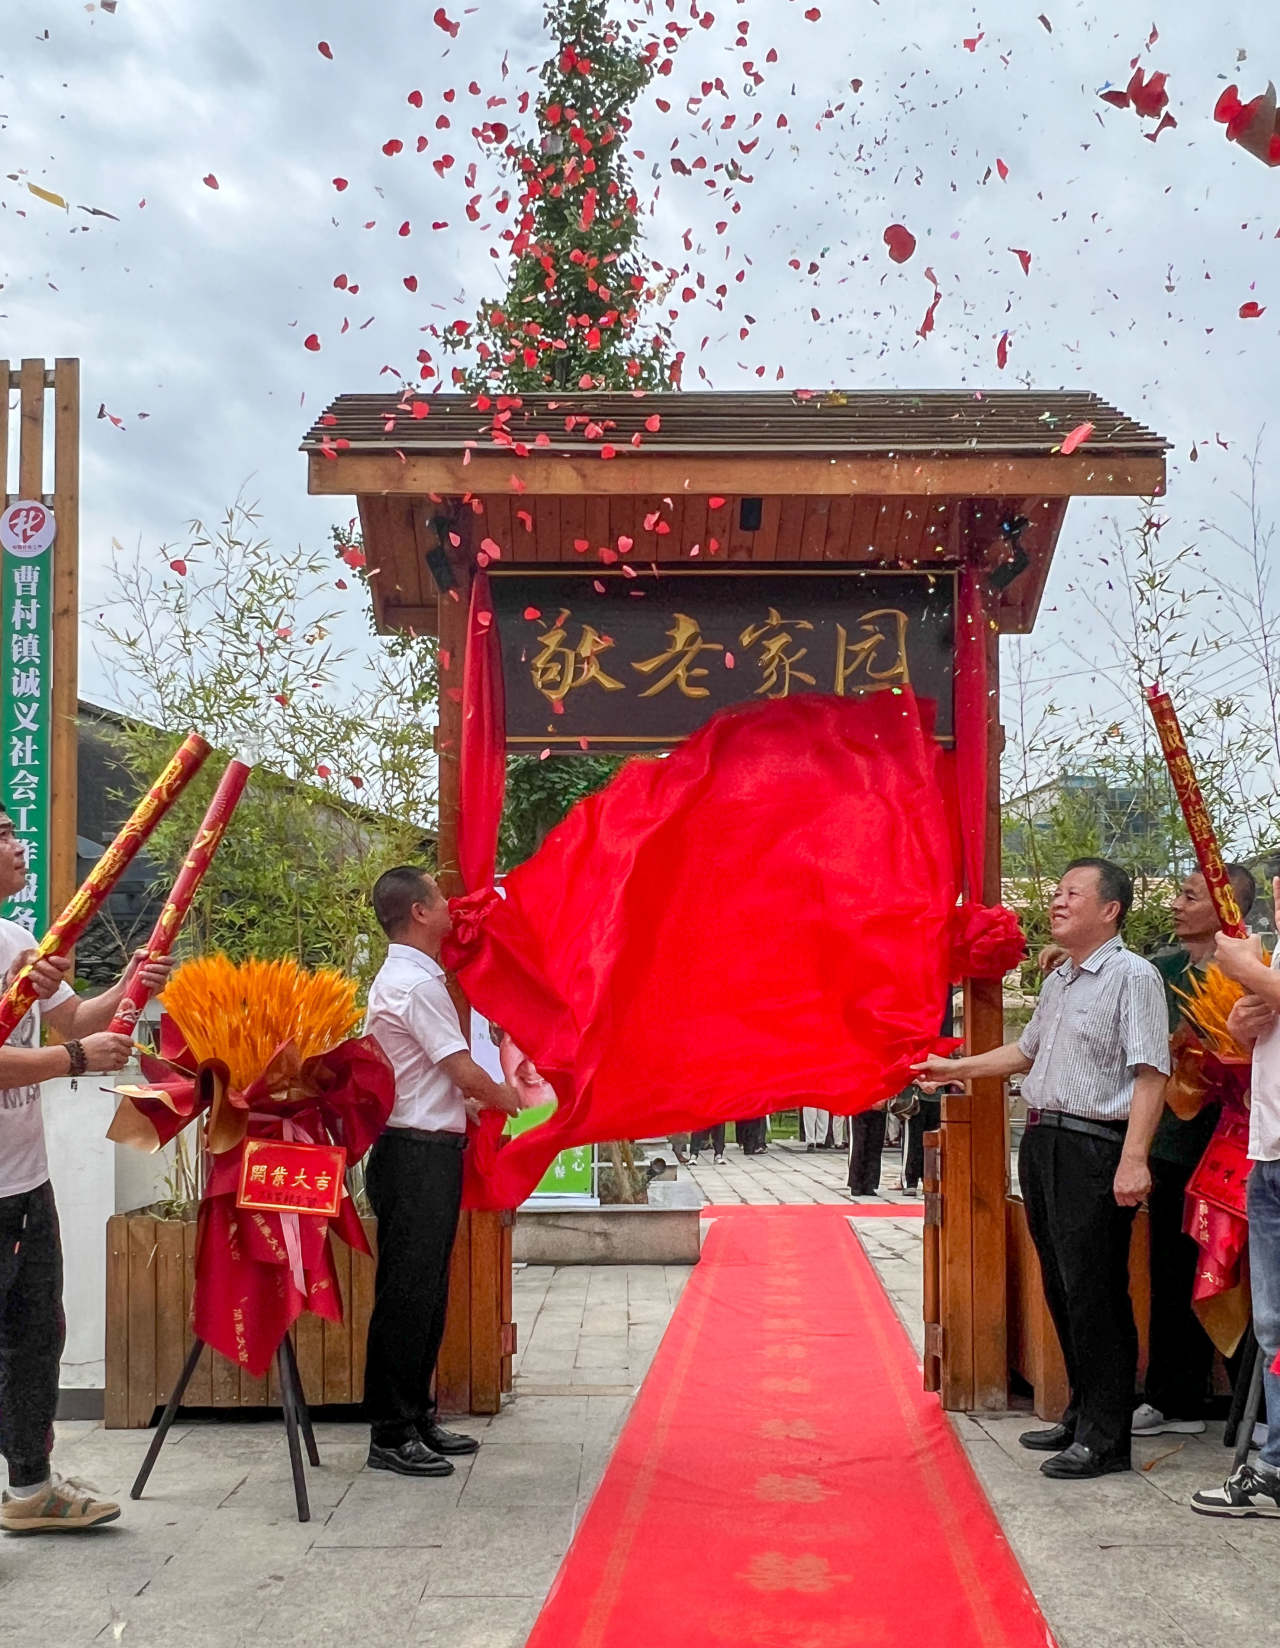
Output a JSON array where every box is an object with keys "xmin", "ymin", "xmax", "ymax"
[
  {"xmin": 1192, "ymin": 1463, "xmax": 1280, "ymax": 1518},
  {"xmin": 1, "ymin": 1473, "xmax": 121, "ymax": 1534},
  {"xmin": 1131, "ymin": 1403, "xmax": 1205, "ymax": 1437},
  {"xmin": 713, "ymin": 1154, "xmax": 726, "ymax": 1165}
]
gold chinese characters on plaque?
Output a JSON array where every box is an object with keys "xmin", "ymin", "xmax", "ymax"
[{"xmin": 493, "ymin": 570, "xmax": 954, "ymax": 750}]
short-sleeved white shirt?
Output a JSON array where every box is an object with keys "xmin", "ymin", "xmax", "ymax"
[
  {"xmin": 1248, "ymin": 947, "xmax": 1280, "ymax": 1162},
  {"xmin": 365, "ymin": 944, "xmax": 469, "ymax": 1133},
  {"xmin": 0, "ymin": 917, "xmax": 75, "ymax": 1199}
]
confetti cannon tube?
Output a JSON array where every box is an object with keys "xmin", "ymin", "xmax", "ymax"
[
  {"xmin": 0, "ymin": 733, "xmax": 211, "ymax": 1046},
  {"xmin": 1144, "ymin": 686, "xmax": 1246, "ymax": 937},
  {"xmin": 107, "ymin": 757, "xmax": 253, "ymax": 1036}
]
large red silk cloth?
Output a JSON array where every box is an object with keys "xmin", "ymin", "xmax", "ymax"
[{"xmin": 449, "ymin": 690, "xmax": 959, "ymax": 1210}]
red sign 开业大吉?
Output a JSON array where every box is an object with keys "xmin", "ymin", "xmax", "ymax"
[{"xmin": 236, "ymin": 1139, "xmax": 347, "ymax": 1217}]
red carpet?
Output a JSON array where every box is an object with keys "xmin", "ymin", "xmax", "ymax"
[{"xmin": 526, "ymin": 1206, "xmax": 1052, "ymax": 1648}]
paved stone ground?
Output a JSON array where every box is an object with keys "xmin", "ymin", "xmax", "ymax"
[{"xmin": 3, "ymin": 1141, "xmax": 1274, "ymax": 1647}]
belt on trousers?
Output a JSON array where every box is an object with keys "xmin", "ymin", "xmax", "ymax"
[
  {"xmin": 383, "ymin": 1126, "xmax": 467, "ymax": 1149},
  {"xmin": 1026, "ymin": 1108, "xmax": 1127, "ymax": 1146}
]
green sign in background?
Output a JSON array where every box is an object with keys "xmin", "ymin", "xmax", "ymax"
[
  {"xmin": 506, "ymin": 1102, "xmax": 595, "ymax": 1198},
  {"xmin": 1, "ymin": 534, "xmax": 53, "ymax": 934}
]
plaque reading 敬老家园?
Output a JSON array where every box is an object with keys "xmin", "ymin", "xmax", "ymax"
[{"xmin": 491, "ymin": 569, "xmax": 955, "ymax": 750}]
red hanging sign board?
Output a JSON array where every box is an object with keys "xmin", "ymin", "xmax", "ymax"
[
  {"xmin": 236, "ymin": 1140, "xmax": 347, "ymax": 1218},
  {"xmin": 1186, "ymin": 1126, "xmax": 1252, "ymax": 1220}
]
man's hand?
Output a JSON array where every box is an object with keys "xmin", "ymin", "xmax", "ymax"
[
  {"xmin": 1038, "ymin": 944, "xmax": 1069, "ymax": 975},
  {"xmin": 8, "ymin": 950, "xmax": 72, "ymax": 1001},
  {"xmin": 1229, "ymin": 993, "xmax": 1276, "ymax": 1048},
  {"xmin": 1113, "ymin": 1154, "xmax": 1151, "ymax": 1207},
  {"xmin": 122, "ymin": 949, "xmax": 174, "ymax": 1001},
  {"xmin": 1214, "ymin": 931, "xmax": 1268, "ymax": 986},
  {"xmin": 490, "ymin": 1083, "xmax": 521, "ymax": 1118},
  {"xmin": 80, "ymin": 1031, "xmax": 135, "ymax": 1073},
  {"xmin": 912, "ymin": 1053, "xmax": 963, "ymax": 1094}
]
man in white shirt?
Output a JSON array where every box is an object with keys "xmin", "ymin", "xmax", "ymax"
[
  {"xmin": 0, "ymin": 808, "xmax": 171, "ymax": 1534},
  {"xmin": 1192, "ymin": 885, "xmax": 1280, "ymax": 1518},
  {"xmin": 362, "ymin": 866, "xmax": 519, "ymax": 1478}
]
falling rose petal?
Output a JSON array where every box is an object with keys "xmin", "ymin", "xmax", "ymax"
[
  {"xmin": 724, "ymin": 652, "xmax": 735, "ymax": 669},
  {"xmin": 304, "ymin": 334, "xmax": 321, "ymax": 351},
  {"xmin": 1010, "ymin": 247, "xmax": 1031, "ymax": 275},
  {"xmin": 433, "ymin": 6, "xmax": 460, "ymax": 36},
  {"xmin": 169, "ymin": 559, "xmax": 187, "ymax": 576},
  {"xmin": 883, "ymin": 223, "xmax": 916, "ymax": 263},
  {"xmin": 1059, "ymin": 421, "xmax": 1094, "ymax": 455},
  {"xmin": 383, "ymin": 139, "xmax": 404, "ymax": 157},
  {"xmin": 316, "ymin": 765, "xmax": 331, "ymax": 779},
  {"xmin": 523, "ymin": 606, "xmax": 542, "ymax": 621},
  {"xmin": 398, "ymin": 221, "xmax": 411, "ymax": 236},
  {"xmin": 404, "ymin": 275, "xmax": 418, "ymax": 292},
  {"xmin": 963, "ymin": 32, "xmax": 984, "ymax": 50},
  {"xmin": 995, "ymin": 158, "xmax": 1009, "ymax": 180},
  {"xmin": 645, "ymin": 414, "xmax": 662, "ymax": 433},
  {"xmin": 708, "ymin": 496, "xmax": 727, "ymax": 509},
  {"xmin": 996, "ymin": 331, "xmax": 1010, "ymax": 370},
  {"xmin": 1240, "ymin": 301, "xmax": 1266, "ymax": 318},
  {"xmin": 480, "ymin": 536, "xmax": 503, "ymax": 559},
  {"xmin": 408, "ymin": 90, "xmax": 423, "ymax": 108},
  {"xmin": 203, "ymin": 173, "xmax": 219, "ymax": 190},
  {"xmin": 340, "ymin": 544, "xmax": 367, "ymax": 569},
  {"xmin": 333, "ymin": 177, "xmax": 349, "ymax": 191},
  {"xmin": 317, "ymin": 41, "xmax": 333, "ymax": 59},
  {"xmin": 617, "ymin": 535, "xmax": 634, "ymax": 554}
]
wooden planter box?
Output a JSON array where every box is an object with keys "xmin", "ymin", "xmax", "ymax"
[{"xmin": 105, "ymin": 1210, "xmax": 514, "ymax": 1429}]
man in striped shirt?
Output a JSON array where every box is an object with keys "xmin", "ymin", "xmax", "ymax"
[{"xmin": 917, "ymin": 858, "xmax": 1170, "ymax": 1480}]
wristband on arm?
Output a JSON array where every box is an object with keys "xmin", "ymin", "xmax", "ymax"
[{"xmin": 65, "ymin": 1040, "xmax": 87, "ymax": 1077}]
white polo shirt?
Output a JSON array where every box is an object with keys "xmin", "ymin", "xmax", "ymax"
[
  {"xmin": 365, "ymin": 944, "xmax": 469, "ymax": 1134},
  {"xmin": 1248, "ymin": 947, "xmax": 1280, "ymax": 1163},
  {"xmin": 0, "ymin": 917, "xmax": 75, "ymax": 1199}
]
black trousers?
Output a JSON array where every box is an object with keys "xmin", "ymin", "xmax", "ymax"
[
  {"xmin": 904, "ymin": 1097, "xmax": 941, "ymax": 1190},
  {"xmin": 847, "ymin": 1108, "xmax": 887, "ymax": 1195},
  {"xmin": 0, "ymin": 1181, "xmax": 64, "ymax": 1487},
  {"xmin": 690, "ymin": 1124, "xmax": 726, "ymax": 1156},
  {"xmin": 1143, "ymin": 1154, "xmax": 1216, "ymax": 1420},
  {"xmin": 1018, "ymin": 1122, "xmax": 1136, "ymax": 1458},
  {"xmin": 735, "ymin": 1118, "xmax": 766, "ymax": 1153},
  {"xmin": 362, "ymin": 1132, "xmax": 464, "ymax": 1445}
]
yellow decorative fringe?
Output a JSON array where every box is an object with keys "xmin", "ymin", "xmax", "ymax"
[
  {"xmin": 1172, "ymin": 960, "xmax": 1265, "ymax": 1061},
  {"xmin": 161, "ymin": 956, "xmax": 361, "ymax": 1090}
]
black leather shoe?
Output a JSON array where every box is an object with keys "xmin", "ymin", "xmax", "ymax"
[
  {"xmin": 1018, "ymin": 1422, "xmax": 1074, "ymax": 1452},
  {"xmin": 418, "ymin": 1420, "xmax": 480, "ymax": 1457},
  {"xmin": 1040, "ymin": 1442, "xmax": 1130, "ymax": 1480},
  {"xmin": 367, "ymin": 1437, "xmax": 454, "ymax": 1477}
]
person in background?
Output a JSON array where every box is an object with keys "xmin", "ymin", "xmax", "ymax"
[
  {"xmin": 1192, "ymin": 884, "xmax": 1280, "ymax": 1517},
  {"xmin": 689, "ymin": 1123, "xmax": 727, "ymax": 1166},
  {"xmin": 1133, "ymin": 865, "xmax": 1257, "ymax": 1442},
  {"xmin": 801, "ymin": 1106, "xmax": 831, "ymax": 1151},
  {"xmin": 917, "ymin": 858, "xmax": 1169, "ymax": 1480},
  {"xmin": 0, "ymin": 806, "xmax": 172, "ymax": 1535},
  {"xmin": 735, "ymin": 1115, "xmax": 767, "ymax": 1155},
  {"xmin": 847, "ymin": 1101, "xmax": 888, "ymax": 1197},
  {"xmin": 362, "ymin": 867, "xmax": 519, "ymax": 1480}
]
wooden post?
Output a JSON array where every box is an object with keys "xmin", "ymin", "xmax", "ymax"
[{"xmin": 50, "ymin": 360, "xmax": 80, "ymax": 920}]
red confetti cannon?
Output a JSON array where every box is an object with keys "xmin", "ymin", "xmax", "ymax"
[
  {"xmin": 0, "ymin": 734, "xmax": 211, "ymax": 1046},
  {"xmin": 1144, "ymin": 686, "xmax": 1245, "ymax": 937},
  {"xmin": 107, "ymin": 757, "xmax": 253, "ymax": 1036}
]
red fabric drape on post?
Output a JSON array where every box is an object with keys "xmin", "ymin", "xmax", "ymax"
[
  {"xmin": 945, "ymin": 569, "xmax": 1026, "ymax": 980},
  {"xmin": 457, "ymin": 570, "xmax": 506, "ymax": 892},
  {"xmin": 448, "ymin": 690, "xmax": 962, "ymax": 1210}
]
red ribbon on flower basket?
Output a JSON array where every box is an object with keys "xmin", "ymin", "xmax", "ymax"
[
  {"xmin": 110, "ymin": 958, "xmax": 393, "ymax": 1377},
  {"xmin": 0, "ymin": 733, "xmax": 210, "ymax": 1045}
]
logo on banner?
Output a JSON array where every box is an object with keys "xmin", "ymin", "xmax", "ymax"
[{"xmin": 0, "ymin": 501, "xmax": 57, "ymax": 560}]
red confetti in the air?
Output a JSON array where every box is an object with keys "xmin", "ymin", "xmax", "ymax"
[
  {"xmin": 523, "ymin": 606, "xmax": 542, "ymax": 621},
  {"xmin": 398, "ymin": 220, "xmax": 411, "ymax": 237},
  {"xmin": 480, "ymin": 537, "xmax": 503, "ymax": 560},
  {"xmin": 996, "ymin": 331, "xmax": 1010, "ymax": 370},
  {"xmin": 995, "ymin": 157, "xmax": 1009, "ymax": 180},
  {"xmin": 1010, "ymin": 247, "xmax": 1032, "ymax": 276},
  {"xmin": 304, "ymin": 334, "xmax": 321, "ymax": 352},
  {"xmin": 963, "ymin": 32, "xmax": 984, "ymax": 50},
  {"xmin": 883, "ymin": 223, "xmax": 916, "ymax": 263},
  {"xmin": 1059, "ymin": 421, "xmax": 1094, "ymax": 455},
  {"xmin": 340, "ymin": 544, "xmax": 367, "ymax": 570},
  {"xmin": 317, "ymin": 41, "xmax": 333, "ymax": 59},
  {"xmin": 804, "ymin": 6, "xmax": 821, "ymax": 17},
  {"xmin": 202, "ymin": 174, "xmax": 219, "ymax": 190},
  {"xmin": 316, "ymin": 765, "xmax": 331, "ymax": 779},
  {"xmin": 645, "ymin": 413, "xmax": 662, "ymax": 433},
  {"xmin": 333, "ymin": 177, "xmax": 349, "ymax": 191},
  {"xmin": 1239, "ymin": 301, "xmax": 1266, "ymax": 319},
  {"xmin": 404, "ymin": 275, "xmax": 418, "ymax": 292},
  {"xmin": 708, "ymin": 496, "xmax": 727, "ymax": 509},
  {"xmin": 433, "ymin": 6, "xmax": 460, "ymax": 36},
  {"xmin": 408, "ymin": 90, "xmax": 423, "ymax": 108},
  {"xmin": 169, "ymin": 559, "xmax": 187, "ymax": 577}
]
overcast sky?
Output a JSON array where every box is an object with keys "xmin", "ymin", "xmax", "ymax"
[{"xmin": 3, "ymin": 0, "xmax": 1277, "ymax": 757}]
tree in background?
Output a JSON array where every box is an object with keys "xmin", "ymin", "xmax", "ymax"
[
  {"xmin": 442, "ymin": 0, "xmax": 677, "ymax": 396},
  {"xmin": 94, "ymin": 499, "xmax": 437, "ymax": 987}
]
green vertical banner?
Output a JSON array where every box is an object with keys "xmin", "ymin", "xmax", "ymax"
[
  {"xmin": 506, "ymin": 1102, "xmax": 596, "ymax": 1199},
  {"xmin": 0, "ymin": 500, "xmax": 56, "ymax": 935}
]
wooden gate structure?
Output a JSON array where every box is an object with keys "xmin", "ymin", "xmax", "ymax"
[{"xmin": 302, "ymin": 389, "xmax": 1166, "ymax": 1415}]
